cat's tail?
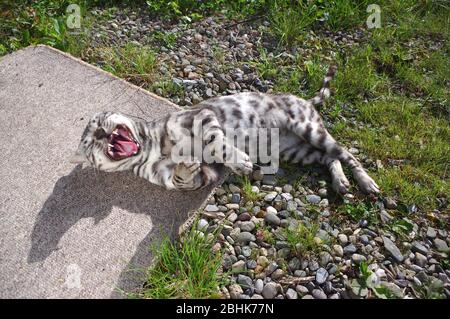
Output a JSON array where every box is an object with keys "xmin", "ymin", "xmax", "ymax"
[{"xmin": 309, "ymin": 65, "xmax": 337, "ymax": 106}]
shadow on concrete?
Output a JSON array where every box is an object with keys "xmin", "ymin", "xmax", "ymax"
[{"xmin": 27, "ymin": 165, "xmax": 213, "ymax": 297}]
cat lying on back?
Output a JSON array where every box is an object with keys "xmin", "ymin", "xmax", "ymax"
[{"xmin": 71, "ymin": 66, "xmax": 379, "ymax": 195}]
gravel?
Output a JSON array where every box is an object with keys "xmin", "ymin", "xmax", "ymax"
[{"xmin": 87, "ymin": 7, "xmax": 450, "ymax": 300}]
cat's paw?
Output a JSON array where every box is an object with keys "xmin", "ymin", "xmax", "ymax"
[
  {"xmin": 226, "ymin": 153, "xmax": 253, "ymax": 175},
  {"xmin": 332, "ymin": 176, "xmax": 350, "ymax": 195},
  {"xmin": 357, "ymin": 174, "xmax": 380, "ymax": 195}
]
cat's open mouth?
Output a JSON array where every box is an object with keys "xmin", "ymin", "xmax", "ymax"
[{"xmin": 106, "ymin": 125, "xmax": 140, "ymax": 161}]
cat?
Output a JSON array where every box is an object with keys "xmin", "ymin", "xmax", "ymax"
[{"xmin": 71, "ymin": 66, "xmax": 379, "ymax": 195}]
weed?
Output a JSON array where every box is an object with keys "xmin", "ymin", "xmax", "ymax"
[{"xmin": 142, "ymin": 224, "xmax": 222, "ymax": 298}]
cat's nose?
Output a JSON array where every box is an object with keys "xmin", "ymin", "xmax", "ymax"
[{"xmin": 94, "ymin": 127, "xmax": 108, "ymax": 140}]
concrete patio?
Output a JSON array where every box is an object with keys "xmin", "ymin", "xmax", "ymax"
[{"xmin": 0, "ymin": 45, "xmax": 219, "ymax": 298}]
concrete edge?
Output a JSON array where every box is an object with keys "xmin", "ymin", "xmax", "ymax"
[{"xmin": 1, "ymin": 44, "xmax": 182, "ymax": 111}]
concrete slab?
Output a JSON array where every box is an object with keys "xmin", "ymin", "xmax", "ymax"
[{"xmin": 0, "ymin": 45, "xmax": 219, "ymax": 298}]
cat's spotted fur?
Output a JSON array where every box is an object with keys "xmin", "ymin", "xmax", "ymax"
[{"xmin": 72, "ymin": 67, "xmax": 379, "ymax": 195}]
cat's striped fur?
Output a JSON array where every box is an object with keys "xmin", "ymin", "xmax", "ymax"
[{"xmin": 72, "ymin": 66, "xmax": 379, "ymax": 194}]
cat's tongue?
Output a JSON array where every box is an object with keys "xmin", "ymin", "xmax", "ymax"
[
  {"xmin": 113, "ymin": 138, "xmax": 139, "ymax": 157},
  {"xmin": 107, "ymin": 125, "xmax": 139, "ymax": 160}
]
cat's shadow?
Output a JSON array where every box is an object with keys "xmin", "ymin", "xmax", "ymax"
[{"xmin": 27, "ymin": 164, "xmax": 218, "ymax": 297}]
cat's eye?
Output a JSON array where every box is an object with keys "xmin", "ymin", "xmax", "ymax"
[{"xmin": 94, "ymin": 127, "xmax": 108, "ymax": 140}]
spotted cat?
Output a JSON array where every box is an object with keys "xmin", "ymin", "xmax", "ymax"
[{"xmin": 71, "ymin": 66, "xmax": 379, "ymax": 195}]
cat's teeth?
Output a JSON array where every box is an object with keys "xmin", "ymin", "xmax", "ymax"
[{"xmin": 108, "ymin": 144, "xmax": 114, "ymax": 148}]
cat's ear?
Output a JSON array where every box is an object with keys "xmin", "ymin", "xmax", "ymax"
[{"xmin": 69, "ymin": 150, "xmax": 87, "ymax": 164}]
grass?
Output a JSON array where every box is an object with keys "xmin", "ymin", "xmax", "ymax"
[
  {"xmin": 282, "ymin": 221, "xmax": 323, "ymax": 257},
  {"xmin": 93, "ymin": 43, "xmax": 157, "ymax": 84},
  {"xmin": 236, "ymin": 176, "xmax": 260, "ymax": 202},
  {"xmin": 142, "ymin": 225, "xmax": 223, "ymax": 299}
]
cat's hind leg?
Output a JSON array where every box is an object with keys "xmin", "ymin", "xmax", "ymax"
[
  {"xmin": 282, "ymin": 143, "xmax": 350, "ymax": 194},
  {"xmin": 289, "ymin": 118, "xmax": 379, "ymax": 194}
]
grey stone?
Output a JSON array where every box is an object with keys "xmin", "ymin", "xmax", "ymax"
[
  {"xmin": 312, "ymin": 289, "xmax": 327, "ymax": 299},
  {"xmin": 239, "ymin": 221, "xmax": 255, "ymax": 232},
  {"xmin": 289, "ymin": 257, "xmax": 301, "ymax": 271},
  {"xmin": 296, "ymin": 285, "xmax": 309, "ymax": 295},
  {"xmin": 333, "ymin": 244, "xmax": 344, "ymax": 257},
  {"xmin": 414, "ymin": 252, "xmax": 427, "ymax": 268},
  {"xmin": 309, "ymin": 260, "xmax": 319, "ymax": 271},
  {"xmin": 343, "ymin": 244, "xmax": 357, "ymax": 255},
  {"xmin": 384, "ymin": 197, "xmax": 397, "ymax": 209},
  {"xmin": 205, "ymin": 204, "xmax": 219, "ymax": 212},
  {"xmin": 351, "ymin": 254, "xmax": 367, "ymax": 264},
  {"xmin": 382, "ymin": 236, "xmax": 404, "ymax": 263},
  {"xmin": 264, "ymin": 192, "xmax": 278, "ymax": 202},
  {"xmin": 255, "ymin": 279, "xmax": 264, "ymax": 294},
  {"xmin": 426, "ymin": 227, "xmax": 437, "ymax": 239},
  {"xmin": 241, "ymin": 246, "xmax": 252, "ymax": 257},
  {"xmin": 262, "ymin": 282, "xmax": 279, "ymax": 299},
  {"xmin": 265, "ymin": 212, "xmax": 281, "ymax": 226},
  {"xmin": 237, "ymin": 274, "xmax": 253, "ymax": 290},
  {"xmin": 266, "ymin": 262, "xmax": 278, "ymax": 275},
  {"xmin": 197, "ymin": 219, "xmax": 209, "ymax": 231},
  {"xmin": 434, "ymin": 238, "xmax": 449, "ymax": 252},
  {"xmin": 229, "ymin": 284, "xmax": 244, "ymax": 299},
  {"xmin": 285, "ymin": 288, "xmax": 298, "ymax": 299},
  {"xmin": 338, "ymin": 234, "xmax": 348, "ymax": 245},
  {"xmin": 271, "ymin": 269, "xmax": 285, "ymax": 280},
  {"xmin": 236, "ymin": 232, "xmax": 256, "ymax": 243},
  {"xmin": 247, "ymin": 259, "xmax": 257, "ymax": 269},
  {"xmin": 316, "ymin": 268, "xmax": 328, "ymax": 284},
  {"xmin": 230, "ymin": 257, "xmax": 245, "ymax": 271},
  {"xmin": 306, "ymin": 195, "xmax": 321, "ymax": 204},
  {"xmin": 231, "ymin": 193, "xmax": 241, "ymax": 204},
  {"xmin": 319, "ymin": 252, "xmax": 332, "ymax": 266},
  {"xmin": 411, "ymin": 241, "xmax": 429, "ymax": 255}
]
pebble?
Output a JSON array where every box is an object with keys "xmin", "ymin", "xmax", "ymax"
[
  {"xmin": 236, "ymin": 232, "xmax": 256, "ymax": 243},
  {"xmin": 426, "ymin": 227, "xmax": 437, "ymax": 239},
  {"xmin": 382, "ymin": 236, "xmax": 404, "ymax": 263},
  {"xmin": 312, "ymin": 289, "xmax": 327, "ymax": 299},
  {"xmin": 338, "ymin": 234, "xmax": 348, "ymax": 245},
  {"xmin": 285, "ymin": 288, "xmax": 298, "ymax": 299},
  {"xmin": 240, "ymin": 221, "xmax": 255, "ymax": 232},
  {"xmin": 205, "ymin": 204, "xmax": 219, "ymax": 212},
  {"xmin": 343, "ymin": 244, "xmax": 357, "ymax": 255},
  {"xmin": 296, "ymin": 285, "xmax": 309, "ymax": 295},
  {"xmin": 411, "ymin": 241, "xmax": 429, "ymax": 255},
  {"xmin": 414, "ymin": 252, "xmax": 427, "ymax": 267},
  {"xmin": 232, "ymin": 260, "xmax": 246, "ymax": 273},
  {"xmin": 433, "ymin": 238, "xmax": 448, "ymax": 252},
  {"xmin": 255, "ymin": 279, "xmax": 264, "ymax": 294},
  {"xmin": 257, "ymin": 256, "xmax": 270, "ymax": 268},
  {"xmin": 247, "ymin": 259, "xmax": 257, "ymax": 269},
  {"xmin": 197, "ymin": 219, "xmax": 209, "ymax": 231},
  {"xmin": 265, "ymin": 212, "xmax": 281, "ymax": 226},
  {"xmin": 262, "ymin": 282, "xmax": 279, "ymax": 299},
  {"xmin": 264, "ymin": 192, "xmax": 278, "ymax": 202},
  {"xmin": 316, "ymin": 268, "xmax": 328, "ymax": 284},
  {"xmin": 237, "ymin": 274, "xmax": 253, "ymax": 290},
  {"xmin": 351, "ymin": 254, "xmax": 367, "ymax": 264},
  {"xmin": 229, "ymin": 284, "xmax": 243, "ymax": 299},
  {"xmin": 306, "ymin": 195, "xmax": 321, "ymax": 204}
]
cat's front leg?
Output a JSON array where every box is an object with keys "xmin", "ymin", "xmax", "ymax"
[{"xmin": 172, "ymin": 162, "xmax": 219, "ymax": 191}]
